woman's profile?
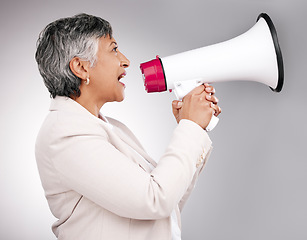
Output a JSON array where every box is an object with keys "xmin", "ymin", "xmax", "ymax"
[{"xmin": 35, "ymin": 13, "xmax": 221, "ymax": 240}]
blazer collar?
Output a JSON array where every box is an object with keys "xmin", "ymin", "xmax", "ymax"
[{"xmin": 50, "ymin": 96, "xmax": 100, "ymax": 120}]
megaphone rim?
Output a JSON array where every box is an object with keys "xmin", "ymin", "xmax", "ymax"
[{"xmin": 257, "ymin": 13, "xmax": 284, "ymax": 92}]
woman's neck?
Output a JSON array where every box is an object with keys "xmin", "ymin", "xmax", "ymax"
[{"xmin": 74, "ymin": 92, "xmax": 105, "ymax": 118}]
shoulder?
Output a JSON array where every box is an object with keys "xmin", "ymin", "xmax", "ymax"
[{"xmin": 36, "ymin": 106, "xmax": 110, "ymax": 151}]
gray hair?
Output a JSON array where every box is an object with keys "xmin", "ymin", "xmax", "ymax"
[{"xmin": 35, "ymin": 13, "xmax": 113, "ymax": 98}]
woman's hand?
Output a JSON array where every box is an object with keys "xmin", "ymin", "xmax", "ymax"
[{"xmin": 172, "ymin": 84, "xmax": 221, "ymax": 129}]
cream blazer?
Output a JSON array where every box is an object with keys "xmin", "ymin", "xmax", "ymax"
[{"xmin": 35, "ymin": 96, "xmax": 213, "ymax": 240}]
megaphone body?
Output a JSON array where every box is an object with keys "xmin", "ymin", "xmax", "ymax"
[{"xmin": 140, "ymin": 13, "xmax": 284, "ymax": 131}]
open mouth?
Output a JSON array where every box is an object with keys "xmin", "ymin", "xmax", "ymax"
[
  {"xmin": 118, "ymin": 71, "xmax": 126, "ymax": 81},
  {"xmin": 118, "ymin": 71, "xmax": 127, "ymax": 88}
]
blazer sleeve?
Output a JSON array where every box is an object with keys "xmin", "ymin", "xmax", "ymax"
[
  {"xmin": 46, "ymin": 116, "xmax": 212, "ymax": 220},
  {"xmin": 178, "ymin": 145, "xmax": 212, "ymax": 212}
]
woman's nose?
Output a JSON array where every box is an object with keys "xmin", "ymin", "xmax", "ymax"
[{"xmin": 119, "ymin": 51, "xmax": 130, "ymax": 68}]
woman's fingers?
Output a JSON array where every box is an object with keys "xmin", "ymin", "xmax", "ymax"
[
  {"xmin": 172, "ymin": 100, "xmax": 183, "ymax": 109},
  {"xmin": 210, "ymin": 102, "xmax": 222, "ymax": 117},
  {"xmin": 199, "ymin": 90, "xmax": 221, "ymax": 117},
  {"xmin": 204, "ymin": 83, "xmax": 215, "ymax": 95},
  {"xmin": 172, "ymin": 100, "xmax": 183, "ymax": 124},
  {"xmin": 184, "ymin": 84, "xmax": 206, "ymax": 97},
  {"xmin": 205, "ymin": 94, "xmax": 219, "ymax": 104}
]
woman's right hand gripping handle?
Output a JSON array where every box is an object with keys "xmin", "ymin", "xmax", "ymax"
[{"xmin": 172, "ymin": 84, "xmax": 222, "ymax": 130}]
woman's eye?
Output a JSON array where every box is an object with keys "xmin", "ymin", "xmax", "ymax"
[{"xmin": 113, "ymin": 47, "xmax": 118, "ymax": 52}]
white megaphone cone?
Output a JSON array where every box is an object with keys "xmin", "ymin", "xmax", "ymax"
[{"xmin": 140, "ymin": 13, "xmax": 284, "ymax": 131}]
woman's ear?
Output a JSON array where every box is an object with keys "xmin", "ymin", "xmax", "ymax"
[{"xmin": 69, "ymin": 57, "xmax": 90, "ymax": 80}]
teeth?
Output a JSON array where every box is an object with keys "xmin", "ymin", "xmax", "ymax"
[{"xmin": 118, "ymin": 73, "xmax": 126, "ymax": 81}]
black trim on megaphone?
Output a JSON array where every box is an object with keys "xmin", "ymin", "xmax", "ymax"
[
  {"xmin": 157, "ymin": 56, "xmax": 167, "ymax": 90},
  {"xmin": 257, "ymin": 13, "xmax": 284, "ymax": 92}
]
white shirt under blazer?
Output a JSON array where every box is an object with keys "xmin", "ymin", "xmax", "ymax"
[{"xmin": 35, "ymin": 96, "xmax": 213, "ymax": 240}]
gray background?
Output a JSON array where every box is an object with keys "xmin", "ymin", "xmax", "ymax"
[{"xmin": 0, "ymin": 0, "xmax": 306, "ymax": 239}]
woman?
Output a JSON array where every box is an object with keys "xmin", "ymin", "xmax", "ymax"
[{"xmin": 35, "ymin": 13, "xmax": 221, "ymax": 240}]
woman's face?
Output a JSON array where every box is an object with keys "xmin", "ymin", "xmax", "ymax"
[{"xmin": 88, "ymin": 35, "xmax": 130, "ymax": 105}]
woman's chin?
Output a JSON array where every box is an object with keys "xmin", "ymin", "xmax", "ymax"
[{"xmin": 116, "ymin": 93, "xmax": 125, "ymax": 102}]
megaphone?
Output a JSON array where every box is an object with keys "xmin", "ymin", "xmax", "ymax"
[{"xmin": 140, "ymin": 13, "xmax": 284, "ymax": 131}]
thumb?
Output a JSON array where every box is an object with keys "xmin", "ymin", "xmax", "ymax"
[{"xmin": 172, "ymin": 100, "xmax": 183, "ymax": 109}]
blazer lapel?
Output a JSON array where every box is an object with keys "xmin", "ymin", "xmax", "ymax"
[{"xmin": 104, "ymin": 125, "xmax": 156, "ymax": 173}]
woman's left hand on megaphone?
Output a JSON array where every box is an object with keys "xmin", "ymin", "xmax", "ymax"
[
  {"xmin": 172, "ymin": 84, "xmax": 221, "ymax": 129},
  {"xmin": 204, "ymin": 83, "xmax": 221, "ymax": 117}
]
